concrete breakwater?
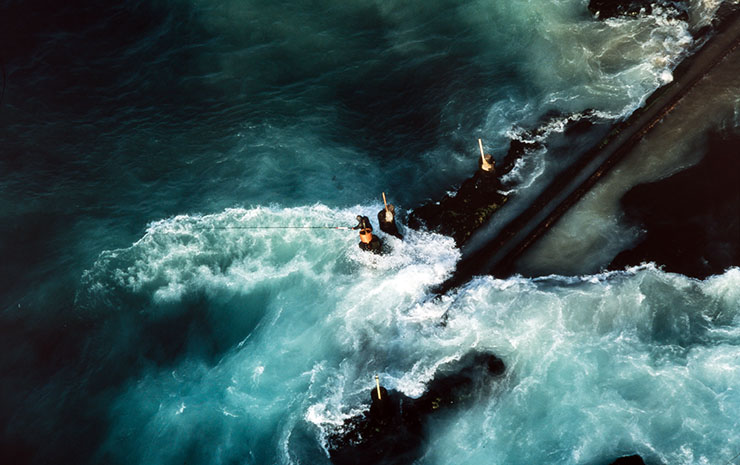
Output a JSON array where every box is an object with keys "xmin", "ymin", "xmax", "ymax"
[{"xmin": 433, "ymin": 4, "xmax": 740, "ymax": 295}]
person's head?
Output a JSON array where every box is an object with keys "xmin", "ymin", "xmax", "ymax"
[
  {"xmin": 356, "ymin": 215, "xmax": 362, "ymax": 221},
  {"xmin": 388, "ymin": 204, "xmax": 395, "ymax": 213},
  {"xmin": 480, "ymin": 154, "xmax": 495, "ymax": 171}
]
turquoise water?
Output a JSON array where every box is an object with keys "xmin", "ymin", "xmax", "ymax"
[{"xmin": 1, "ymin": 0, "xmax": 738, "ymax": 464}]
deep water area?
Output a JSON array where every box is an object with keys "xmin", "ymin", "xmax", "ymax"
[{"xmin": 1, "ymin": 1, "xmax": 739, "ymax": 464}]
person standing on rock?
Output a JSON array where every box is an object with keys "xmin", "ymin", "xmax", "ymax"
[{"xmin": 377, "ymin": 193, "xmax": 403, "ymax": 240}]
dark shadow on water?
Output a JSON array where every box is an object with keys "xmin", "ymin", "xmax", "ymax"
[{"xmin": 0, "ymin": 281, "xmax": 271, "ymax": 465}]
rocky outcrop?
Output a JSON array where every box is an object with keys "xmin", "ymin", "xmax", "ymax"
[
  {"xmin": 326, "ymin": 352, "xmax": 505, "ymax": 465},
  {"xmin": 588, "ymin": 0, "xmax": 688, "ymax": 21},
  {"xmin": 608, "ymin": 455, "xmax": 647, "ymax": 465},
  {"xmin": 408, "ymin": 168, "xmax": 507, "ymax": 246},
  {"xmin": 409, "ymin": 111, "xmax": 597, "ymax": 247}
]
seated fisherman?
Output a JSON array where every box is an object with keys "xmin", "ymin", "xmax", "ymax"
[
  {"xmin": 377, "ymin": 204, "xmax": 403, "ymax": 240},
  {"xmin": 479, "ymin": 153, "xmax": 495, "ymax": 174},
  {"xmin": 353, "ymin": 215, "xmax": 382, "ymax": 253},
  {"xmin": 477, "ymin": 138, "xmax": 495, "ymax": 175},
  {"xmin": 353, "ymin": 215, "xmax": 372, "ymax": 232}
]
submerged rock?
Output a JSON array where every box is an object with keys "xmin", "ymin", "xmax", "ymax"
[
  {"xmin": 608, "ymin": 454, "xmax": 646, "ymax": 465},
  {"xmin": 325, "ymin": 352, "xmax": 505, "ymax": 465}
]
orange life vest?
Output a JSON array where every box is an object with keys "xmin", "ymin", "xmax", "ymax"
[{"xmin": 359, "ymin": 228, "xmax": 373, "ymax": 244}]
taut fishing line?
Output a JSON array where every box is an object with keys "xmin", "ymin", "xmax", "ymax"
[{"xmin": 191, "ymin": 226, "xmax": 352, "ymax": 230}]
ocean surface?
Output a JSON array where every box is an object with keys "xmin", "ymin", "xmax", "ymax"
[{"xmin": 1, "ymin": 0, "xmax": 738, "ymax": 464}]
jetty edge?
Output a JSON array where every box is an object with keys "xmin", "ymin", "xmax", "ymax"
[{"xmin": 432, "ymin": 4, "xmax": 740, "ymax": 296}]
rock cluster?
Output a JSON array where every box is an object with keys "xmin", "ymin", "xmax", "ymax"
[
  {"xmin": 588, "ymin": 0, "xmax": 688, "ymax": 21},
  {"xmin": 326, "ymin": 352, "xmax": 505, "ymax": 465},
  {"xmin": 409, "ymin": 111, "xmax": 597, "ymax": 247}
]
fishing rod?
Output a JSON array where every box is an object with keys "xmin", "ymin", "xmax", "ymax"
[{"xmin": 192, "ymin": 225, "xmax": 353, "ymax": 230}]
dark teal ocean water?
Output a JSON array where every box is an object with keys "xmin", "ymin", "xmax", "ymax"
[{"xmin": 1, "ymin": 1, "xmax": 739, "ymax": 464}]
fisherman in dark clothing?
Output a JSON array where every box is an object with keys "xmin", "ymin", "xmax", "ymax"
[
  {"xmin": 377, "ymin": 204, "xmax": 403, "ymax": 240},
  {"xmin": 353, "ymin": 215, "xmax": 372, "ymax": 232},
  {"xmin": 353, "ymin": 215, "xmax": 382, "ymax": 254}
]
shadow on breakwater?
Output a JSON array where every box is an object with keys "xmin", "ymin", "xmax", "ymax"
[
  {"xmin": 429, "ymin": 3, "xmax": 740, "ymax": 296},
  {"xmin": 407, "ymin": 110, "xmax": 602, "ymax": 247}
]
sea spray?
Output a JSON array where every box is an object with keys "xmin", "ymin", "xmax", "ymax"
[
  {"xmin": 310, "ymin": 266, "xmax": 740, "ymax": 464},
  {"xmin": 1, "ymin": 1, "xmax": 736, "ymax": 464},
  {"xmin": 76, "ymin": 208, "xmax": 740, "ymax": 464}
]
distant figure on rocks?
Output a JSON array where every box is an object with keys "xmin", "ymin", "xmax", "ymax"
[
  {"xmin": 479, "ymin": 153, "xmax": 495, "ymax": 173},
  {"xmin": 353, "ymin": 215, "xmax": 382, "ymax": 254},
  {"xmin": 378, "ymin": 203, "xmax": 403, "ymax": 240},
  {"xmin": 478, "ymin": 138, "xmax": 496, "ymax": 174}
]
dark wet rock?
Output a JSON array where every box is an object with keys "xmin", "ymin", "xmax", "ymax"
[
  {"xmin": 589, "ymin": 0, "xmax": 653, "ymax": 18},
  {"xmin": 608, "ymin": 455, "xmax": 647, "ymax": 465},
  {"xmin": 496, "ymin": 138, "xmax": 542, "ymax": 177},
  {"xmin": 326, "ymin": 352, "xmax": 505, "ymax": 465},
  {"xmin": 609, "ymin": 127, "xmax": 740, "ymax": 278},
  {"xmin": 498, "ymin": 109, "xmax": 598, "ymax": 180},
  {"xmin": 409, "ymin": 111, "xmax": 598, "ymax": 247},
  {"xmin": 565, "ymin": 114, "xmax": 596, "ymax": 136},
  {"xmin": 588, "ymin": 0, "xmax": 688, "ymax": 21},
  {"xmin": 696, "ymin": 1, "xmax": 740, "ymax": 39},
  {"xmin": 359, "ymin": 235, "xmax": 383, "ymax": 254},
  {"xmin": 408, "ymin": 169, "xmax": 508, "ymax": 246}
]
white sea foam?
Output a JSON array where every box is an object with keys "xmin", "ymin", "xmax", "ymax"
[
  {"xmin": 498, "ymin": 146, "xmax": 548, "ymax": 190},
  {"xmin": 687, "ymin": 0, "xmax": 730, "ymax": 29},
  {"xmin": 84, "ymin": 199, "xmax": 740, "ymax": 465},
  {"xmin": 295, "ymin": 265, "xmax": 739, "ymax": 464},
  {"xmin": 78, "ymin": 204, "xmax": 459, "ymax": 311},
  {"xmin": 67, "ymin": 2, "xmax": 737, "ymax": 464}
]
